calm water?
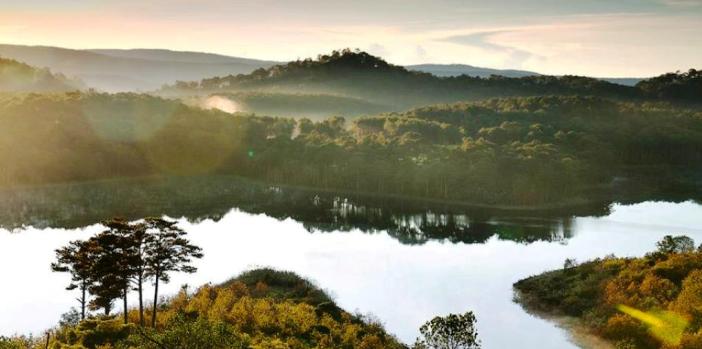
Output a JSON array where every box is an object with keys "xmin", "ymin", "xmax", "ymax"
[{"xmin": 2, "ymin": 200, "xmax": 702, "ymax": 349}]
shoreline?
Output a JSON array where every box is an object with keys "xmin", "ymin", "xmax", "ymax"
[
  {"xmin": 514, "ymin": 290, "xmax": 615, "ymax": 349},
  {"xmin": 0, "ymin": 174, "xmax": 613, "ymax": 213}
]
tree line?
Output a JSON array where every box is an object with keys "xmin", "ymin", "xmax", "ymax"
[{"xmin": 51, "ymin": 217, "xmax": 202, "ymax": 327}]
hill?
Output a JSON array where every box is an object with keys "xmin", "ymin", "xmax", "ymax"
[
  {"xmin": 0, "ymin": 57, "xmax": 82, "ymax": 92},
  {"xmin": 0, "ymin": 44, "xmax": 277, "ymax": 92},
  {"xmin": 88, "ymin": 48, "xmax": 275, "ymax": 65},
  {"xmin": 160, "ymin": 49, "xmax": 640, "ymax": 110},
  {"xmin": 2, "ymin": 269, "xmax": 405, "ymax": 349}
]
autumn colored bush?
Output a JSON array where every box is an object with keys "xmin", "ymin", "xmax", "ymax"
[{"xmin": 515, "ymin": 235, "xmax": 702, "ymax": 349}]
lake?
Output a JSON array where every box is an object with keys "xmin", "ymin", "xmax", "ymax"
[{"xmin": 1, "ymin": 179, "xmax": 701, "ymax": 348}]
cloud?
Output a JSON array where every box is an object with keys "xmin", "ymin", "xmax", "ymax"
[
  {"xmin": 415, "ymin": 45, "xmax": 427, "ymax": 60},
  {"xmin": 438, "ymin": 30, "xmax": 535, "ymax": 68},
  {"xmin": 367, "ymin": 43, "xmax": 388, "ymax": 57},
  {"xmin": 658, "ymin": 0, "xmax": 702, "ymax": 7}
]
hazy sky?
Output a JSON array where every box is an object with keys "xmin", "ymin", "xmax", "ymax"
[{"xmin": 1, "ymin": 0, "xmax": 700, "ymax": 76}]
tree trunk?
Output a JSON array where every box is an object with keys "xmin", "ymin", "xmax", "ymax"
[
  {"xmin": 81, "ymin": 283, "xmax": 86, "ymax": 320},
  {"xmin": 151, "ymin": 271, "xmax": 159, "ymax": 327},
  {"xmin": 138, "ymin": 273, "xmax": 144, "ymax": 327},
  {"xmin": 123, "ymin": 286, "xmax": 128, "ymax": 324}
]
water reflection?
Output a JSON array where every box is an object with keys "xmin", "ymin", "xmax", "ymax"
[
  {"xmin": 2, "ymin": 202, "xmax": 702, "ymax": 349},
  {"xmin": 0, "ymin": 176, "xmax": 598, "ymax": 245}
]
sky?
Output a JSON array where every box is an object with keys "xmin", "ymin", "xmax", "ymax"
[{"xmin": 0, "ymin": 0, "xmax": 700, "ymax": 77}]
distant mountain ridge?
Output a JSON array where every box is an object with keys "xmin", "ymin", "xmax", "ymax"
[
  {"xmin": 0, "ymin": 44, "xmax": 648, "ymax": 93},
  {"xmin": 88, "ymin": 48, "xmax": 275, "ymax": 65},
  {"xmin": 0, "ymin": 44, "xmax": 278, "ymax": 92},
  {"xmin": 407, "ymin": 63, "xmax": 539, "ymax": 78},
  {"xmin": 408, "ymin": 63, "xmax": 644, "ymax": 86}
]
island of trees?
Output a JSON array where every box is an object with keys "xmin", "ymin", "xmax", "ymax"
[{"xmin": 515, "ymin": 235, "xmax": 702, "ymax": 349}]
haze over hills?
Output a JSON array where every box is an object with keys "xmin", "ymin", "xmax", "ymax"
[
  {"xmin": 88, "ymin": 48, "xmax": 276, "ymax": 66},
  {"xmin": 408, "ymin": 63, "xmax": 644, "ymax": 86},
  {"xmin": 160, "ymin": 49, "xmax": 641, "ymax": 113},
  {"xmin": 0, "ymin": 44, "xmax": 278, "ymax": 92},
  {"xmin": 0, "ymin": 44, "xmax": 649, "ymax": 94},
  {"xmin": 407, "ymin": 64, "xmax": 539, "ymax": 78},
  {"xmin": 0, "ymin": 57, "xmax": 83, "ymax": 92}
]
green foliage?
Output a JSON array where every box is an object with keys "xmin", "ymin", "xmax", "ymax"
[
  {"xmin": 636, "ymin": 69, "xmax": 702, "ymax": 104},
  {"xmin": 126, "ymin": 314, "xmax": 247, "ymax": 349},
  {"xmin": 229, "ymin": 268, "xmax": 333, "ymax": 306},
  {"xmin": 413, "ymin": 312, "xmax": 480, "ymax": 349},
  {"xmin": 2, "ymin": 92, "xmax": 701, "ymax": 207},
  {"xmin": 515, "ymin": 236, "xmax": 702, "ymax": 349},
  {"xmin": 0, "ymin": 336, "xmax": 40, "ymax": 349},
  {"xmin": 52, "ymin": 319, "xmax": 132, "ymax": 349},
  {"xmin": 51, "ymin": 217, "xmax": 202, "ymax": 324},
  {"xmin": 657, "ymin": 235, "xmax": 696, "ymax": 254}
]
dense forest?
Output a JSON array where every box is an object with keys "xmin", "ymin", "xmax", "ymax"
[
  {"xmin": 0, "ymin": 57, "xmax": 82, "ymax": 92},
  {"xmin": 515, "ymin": 236, "xmax": 702, "ymax": 349},
  {"xmin": 1, "ymin": 92, "xmax": 701, "ymax": 207},
  {"xmin": 636, "ymin": 69, "xmax": 702, "ymax": 104}
]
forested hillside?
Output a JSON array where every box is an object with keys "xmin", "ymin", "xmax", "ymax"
[
  {"xmin": 159, "ymin": 49, "xmax": 639, "ymax": 109},
  {"xmin": 0, "ymin": 57, "xmax": 82, "ymax": 92},
  {"xmin": 1, "ymin": 92, "xmax": 700, "ymax": 207}
]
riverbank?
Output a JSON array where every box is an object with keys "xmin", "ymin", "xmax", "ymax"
[
  {"xmin": 513, "ymin": 242, "xmax": 702, "ymax": 349},
  {"xmin": 3, "ymin": 173, "xmax": 699, "ymax": 230},
  {"xmin": 515, "ymin": 290, "xmax": 615, "ymax": 349}
]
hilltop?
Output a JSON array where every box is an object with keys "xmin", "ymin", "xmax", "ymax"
[
  {"xmin": 2, "ymin": 269, "xmax": 406, "ymax": 349},
  {"xmin": 0, "ymin": 57, "xmax": 82, "ymax": 92},
  {"xmin": 160, "ymin": 49, "xmax": 640, "ymax": 110}
]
